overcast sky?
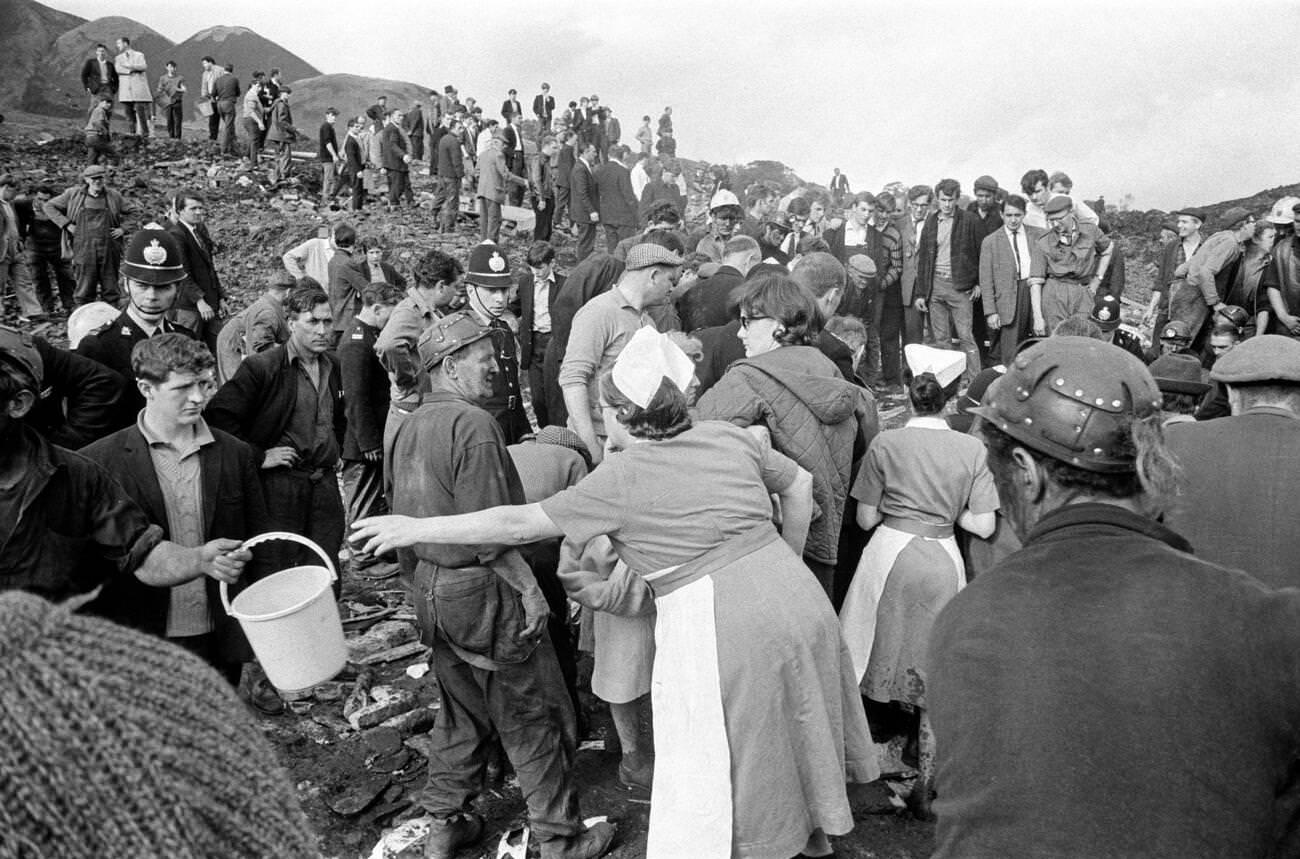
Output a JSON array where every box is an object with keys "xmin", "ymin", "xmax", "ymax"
[{"xmin": 47, "ymin": 0, "xmax": 1300, "ymax": 210}]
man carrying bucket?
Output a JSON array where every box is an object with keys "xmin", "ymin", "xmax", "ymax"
[
  {"xmin": 81, "ymin": 333, "xmax": 284, "ymax": 714},
  {"xmin": 377, "ymin": 310, "xmax": 614, "ymax": 859},
  {"xmin": 0, "ymin": 327, "xmax": 251, "ymax": 623}
]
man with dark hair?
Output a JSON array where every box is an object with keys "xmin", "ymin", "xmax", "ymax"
[
  {"xmin": 595, "ymin": 145, "xmax": 639, "ymax": 254},
  {"xmin": 462, "ymin": 242, "xmax": 530, "ymax": 443},
  {"xmin": 376, "ymin": 248, "xmax": 466, "ymax": 425},
  {"xmin": 516, "ymin": 241, "xmax": 565, "ymax": 428},
  {"xmin": 530, "ymin": 135, "xmax": 560, "ymax": 242},
  {"xmin": 76, "ymin": 226, "xmax": 195, "ymax": 430},
  {"xmin": 81, "ymin": 43, "xmax": 118, "ymax": 113},
  {"xmin": 338, "ymin": 283, "xmax": 403, "ymax": 570},
  {"xmin": 980, "ymin": 194, "xmax": 1045, "ymax": 364},
  {"xmin": 197, "ymin": 56, "xmax": 218, "ymax": 141},
  {"xmin": 931, "ymin": 336, "xmax": 1300, "ymax": 857},
  {"xmin": 166, "ymin": 189, "xmax": 224, "ymax": 349},
  {"xmin": 0, "ymin": 174, "xmax": 40, "ymax": 323},
  {"xmin": 240, "ymin": 71, "xmax": 266, "ymax": 168},
  {"xmin": 1019, "ymin": 168, "xmax": 1051, "ymax": 230},
  {"xmin": 318, "ymin": 108, "xmax": 342, "ymax": 202},
  {"xmin": 916, "ymin": 178, "xmax": 983, "ymax": 382},
  {"xmin": 155, "ymin": 60, "xmax": 185, "ymax": 139},
  {"xmin": 1171, "ymin": 206, "xmax": 1255, "ymax": 348},
  {"xmin": 381, "ymin": 109, "xmax": 413, "ymax": 211},
  {"xmin": 17, "ymin": 184, "xmax": 76, "ymax": 316},
  {"xmin": 740, "ymin": 185, "xmax": 778, "ymax": 240},
  {"xmin": 570, "ymin": 142, "xmax": 600, "ymax": 262},
  {"xmin": 533, "ymin": 82, "xmax": 554, "ymax": 130},
  {"xmin": 44, "ymin": 166, "xmax": 140, "ymax": 306},
  {"xmin": 81, "ymin": 334, "xmax": 270, "ymax": 691},
  {"xmin": 403, "ymin": 100, "xmax": 424, "ymax": 162},
  {"xmin": 206, "ymin": 284, "xmax": 347, "ymax": 584},
  {"xmin": 0, "ymin": 327, "xmax": 250, "ymax": 629},
  {"xmin": 871, "ymin": 193, "xmax": 908, "ymax": 386},
  {"xmin": 213, "ymin": 63, "xmax": 241, "ymax": 156},
  {"xmin": 968, "ymin": 175, "xmax": 1003, "ymax": 239},
  {"xmin": 343, "ymin": 117, "xmax": 367, "ymax": 211},
  {"xmin": 898, "ymin": 184, "xmax": 931, "ymax": 347},
  {"xmin": 214, "ymin": 271, "xmax": 293, "ymax": 383},
  {"xmin": 830, "ymin": 168, "xmax": 850, "ymax": 208},
  {"xmin": 433, "ymin": 116, "xmax": 465, "ymax": 231},
  {"xmin": 325, "ymin": 223, "xmax": 369, "ymax": 347},
  {"xmin": 789, "ymin": 250, "xmax": 859, "ymax": 384}
]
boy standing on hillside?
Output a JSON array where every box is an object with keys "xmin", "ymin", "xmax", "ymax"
[{"xmin": 318, "ymin": 108, "xmax": 343, "ymax": 203}]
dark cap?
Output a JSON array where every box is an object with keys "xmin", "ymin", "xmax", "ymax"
[
  {"xmin": 416, "ymin": 310, "xmax": 493, "ymax": 369},
  {"xmin": 973, "ymin": 175, "xmax": 999, "ymax": 193},
  {"xmin": 1172, "ymin": 207, "xmax": 1207, "ymax": 223},
  {"xmin": 1043, "ymin": 195, "xmax": 1073, "ymax": 217},
  {"xmin": 1149, "ymin": 353, "xmax": 1209, "ymax": 395},
  {"xmin": 0, "ymin": 326, "xmax": 44, "ymax": 390},
  {"xmin": 1089, "ymin": 293, "xmax": 1123, "ymax": 331},
  {"xmin": 1160, "ymin": 320, "xmax": 1192, "ymax": 341},
  {"xmin": 464, "ymin": 241, "xmax": 513, "ymax": 288},
  {"xmin": 1210, "ymin": 334, "xmax": 1300, "ymax": 384},
  {"xmin": 1218, "ymin": 206, "xmax": 1254, "ymax": 230},
  {"xmin": 120, "ymin": 226, "xmax": 186, "ymax": 286},
  {"xmin": 949, "ymin": 366, "xmax": 1005, "ymax": 434}
]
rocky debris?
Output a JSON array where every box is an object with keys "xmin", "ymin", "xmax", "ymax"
[
  {"xmin": 348, "ymin": 688, "xmax": 418, "ymax": 731},
  {"xmin": 347, "ymin": 619, "xmax": 420, "ymax": 662}
]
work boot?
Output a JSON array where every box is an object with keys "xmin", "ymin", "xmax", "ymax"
[
  {"xmin": 423, "ymin": 812, "xmax": 484, "ymax": 859},
  {"xmin": 538, "ymin": 822, "xmax": 615, "ymax": 859}
]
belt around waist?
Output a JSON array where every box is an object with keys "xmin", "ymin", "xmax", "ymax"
[
  {"xmin": 285, "ymin": 465, "xmax": 332, "ymax": 481},
  {"xmin": 881, "ymin": 515, "xmax": 953, "ymax": 539},
  {"xmin": 644, "ymin": 522, "xmax": 781, "ymax": 598},
  {"xmin": 1044, "ymin": 275, "xmax": 1090, "ymax": 284}
]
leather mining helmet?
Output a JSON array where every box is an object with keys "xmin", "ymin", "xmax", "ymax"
[{"xmin": 970, "ymin": 336, "xmax": 1162, "ymax": 473}]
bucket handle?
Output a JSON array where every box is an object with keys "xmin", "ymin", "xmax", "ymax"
[{"xmin": 220, "ymin": 531, "xmax": 338, "ymax": 616}]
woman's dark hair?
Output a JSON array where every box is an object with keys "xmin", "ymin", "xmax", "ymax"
[
  {"xmin": 907, "ymin": 372, "xmax": 948, "ymax": 416},
  {"xmin": 599, "ymin": 370, "xmax": 692, "ymax": 441},
  {"xmin": 739, "ymin": 273, "xmax": 820, "ymax": 347}
]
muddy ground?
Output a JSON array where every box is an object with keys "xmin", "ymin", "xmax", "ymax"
[{"xmin": 0, "ymin": 113, "xmax": 932, "ymax": 858}]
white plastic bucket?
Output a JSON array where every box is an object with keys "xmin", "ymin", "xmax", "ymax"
[{"xmin": 221, "ymin": 531, "xmax": 347, "ymax": 695}]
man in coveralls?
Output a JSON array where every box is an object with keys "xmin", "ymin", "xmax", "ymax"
[{"xmin": 386, "ymin": 310, "xmax": 613, "ymax": 859}]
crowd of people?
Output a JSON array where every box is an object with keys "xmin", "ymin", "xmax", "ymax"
[{"xmin": 2, "ymin": 35, "xmax": 1300, "ymax": 859}]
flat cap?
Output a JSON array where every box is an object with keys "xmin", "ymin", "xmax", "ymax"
[
  {"xmin": 1149, "ymin": 353, "xmax": 1209, "ymax": 395},
  {"xmin": 82, "ymin": 164, "xmax": 108, "ymax": 178},
  {"xmin": 847, "ymin": 254, "xmax": 877, "ymax": 278},
  {"xmin": 417, "ymin": 310, "xmax": 493, "ymax": 370},
  {"xmin": 1043, "ymin": 195, "xmax": 1073, "ymax": 216},
  {"xmin": 973, "ymin": 175, "xmax": 999, "ymax": 193},
  {"xmin": 1172, "ymin": 207, "xmax": 1207, "ymax": 222},
  {"xmin": 624, "ymin": 243, "xmax": 684, "ymax": 271},
  {"xmin": 1210, "ymin": 334, "xmax": 1300, "ymax": 384},
  {"xmin": 1161, "ymin": 320, "xmax": 1192, "ymax": 341},
  {"xmin": 1218, "ymin": 206, "xmax": 1253, "ymax": 229}
]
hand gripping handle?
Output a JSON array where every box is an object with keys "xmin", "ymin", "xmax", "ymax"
[{"xmin": 219, "ymin": 531, "xmax": 338, "ymax": 615}]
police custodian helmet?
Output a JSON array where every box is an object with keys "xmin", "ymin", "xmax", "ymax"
[{"xmin": 121, "ymin": 225, "xmax": 187, "ymax": 286}]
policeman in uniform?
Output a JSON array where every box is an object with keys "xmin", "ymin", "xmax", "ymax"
[
  {"xmin": 385, "ymin": 310, "xmax": 613, "ymax": 859},
  {"xmin": 462, "ymin": 241, "xmax": 531, "ymax": 443},
  {"xmin": 1088, "ymin": 292, "xmax": 1145, "ymax": 361},
  {"xmin": 76, "ymin": 225, "xmax": 196, "ymax": 430},
  {"xmin": 928, "ymin": 336, "xmax": 1300, "ymax": 857}
]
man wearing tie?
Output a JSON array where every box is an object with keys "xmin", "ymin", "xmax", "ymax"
[
  {"xmin": 569, "ymin": 142, "xmax": 600, "ymax": 262},
  {"xmin": 501, "ymin": 88, "xmax": 523, "ymax": 122},
  {"xmin": 532, "ymin": 83, "xmax": 555, "ymax": 131},
  {"xmin": 979, "ymin": 195, "xmax": 1045, "ymax": 365},
  {"xmin": 80, "ymin": 44, "xmax": 118, "ymax": 114}
]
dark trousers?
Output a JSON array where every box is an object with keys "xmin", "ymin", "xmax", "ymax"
[
  {"xmin": 554, "ymin": 184, "xmax": 570, "ymax": 227},
  {"xmin": 603, "ymin": 223, "xmax": 635, "ymax": 254},
  {"xmin": 410, "ymin": 134, "xmax": 424, "ymax": 162},
  {"xmin": 875, "ymin": 286, "xmax": 904, "ymax": 386},
  {"xmin": 903, "ymin": 303, "xmax": 926, "ymax": 346},
  {"xmin": 175, "ymin": 632, "xmax": 243, "ymax": 686},
  {"xmin": 419, "ymin": 631, "xmax": 581, "ymax": 842},
  {"xmin": 533, "ymin": 196, "xmax": 555, "ymax": 243},
  {"xmin": 85, "ymin": 133, "xmax": 114, "ymax": 165},
  {"xmin": 259, "ymin": 467, "xmax": 345, "ymax": 596},
  {"xmin": 526, "ymin": 332, "xmax": 553, "ymax": 427},
  {"xmin": 27, "ymin": 247, "xmax": 75, "ymax": 311},
  {"xmin": 434, "ymin": 176, "xmax": 460, "ymax": 230},
  {"xmin": 165, "ymin": 101, "xmax": 183, "ymax": 138},
  {"xmin": 575, "ymin": 220, "xmax": 598, "ymax": 262},
  {"xmin": 241, "ymin": 117, "xmax": 262, "ymax": 164},
  {"xmin": 386, "ymin": 169, "xmax": 412, "ymax": 207},
  {"xmin": 123, "ymin": 101, "xmax": 150, "ymax": 137},
  {"xmin": 73, "ymin": 247, "xmax": 120, "ymax": 306},
  {"xmin": 270, "ymin": 141, "xmax": 292, "ymax": 184},
  {"xmin": 216, "ymin": 100, "xmax": 237, "ymax": 154},
  {"xmin": 207, "ymin": 108, "xmax": 220, "ymax": 141},
  {"xmin": 995, "ymin": 279, "xmax": 1033, "ymax": 365},
  {"xmin": 347, "ymin": 171, "xmax": 367, "ymax": 211}
]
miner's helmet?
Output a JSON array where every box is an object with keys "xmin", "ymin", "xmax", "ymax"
[
  {"xmin": 121, "ymin": 226, "xmax": 187, "ymax": 286},
  {"xmin": 970, "ymin": 336, "xmax": 1162, "ymax": 473},
  {"xmin": 417, "ymin": 310, "xmax": 493, "ymax": 371}
]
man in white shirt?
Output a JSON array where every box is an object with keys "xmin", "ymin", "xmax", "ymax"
[
  {"xmin": 980, "ymin": 195, "xmax": 1045, "ymax": 364},
  {"xmin": 281, "ymin": 225, "xmax": 335, "ymax": 287},
  {"xmin": 114, "ymin": 37, "xmax": 152, "ymax": 139},
  {"xmin": 517, "ymin": 241, "xmax": 566, "ymax": 428}
]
